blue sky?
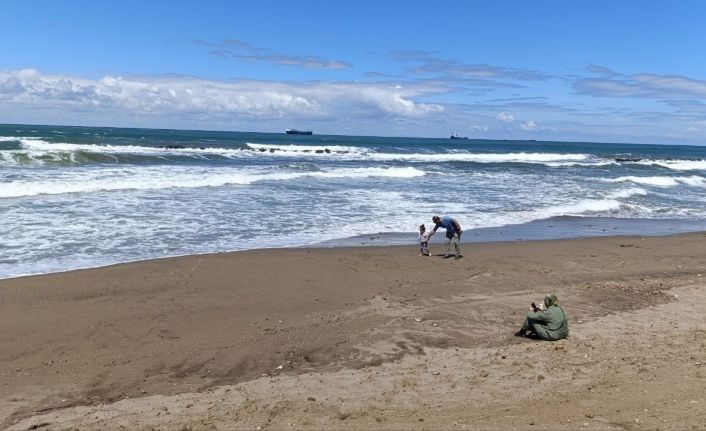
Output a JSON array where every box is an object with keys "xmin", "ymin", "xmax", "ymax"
[{"xmin": 1, "ymin": 0, "xmax": 705, "ymax": 144}]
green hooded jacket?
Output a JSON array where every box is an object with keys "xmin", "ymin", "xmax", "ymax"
[{"xmin": 526, "ymin": 300, "xmax": 569, "ymax": 341}]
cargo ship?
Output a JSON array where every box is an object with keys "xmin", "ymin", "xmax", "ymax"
[
  {"xmin": 450, "ymin": 132, "xmax": 468, "ymax": 140},
  {"xmin": 285, "ymin": 129, "xmax": 313, "ymax": 135}
]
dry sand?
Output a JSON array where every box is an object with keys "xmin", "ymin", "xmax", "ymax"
[{"xmin": 1, "ymin": 233, "xmax": 705, "ymax": 430}]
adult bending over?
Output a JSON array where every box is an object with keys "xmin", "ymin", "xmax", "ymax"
[
  {"xmin": 515, "ymin": 293, "xmax": 569, "ymax": 341},
  {"xmin": 428, "ymin": 215, "xmax": 462, "ymax": 259}
]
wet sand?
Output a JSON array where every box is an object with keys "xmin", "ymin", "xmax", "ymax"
[{"xmin": 1, "ymin": 233, "xmax": 705, "ymax": 430}]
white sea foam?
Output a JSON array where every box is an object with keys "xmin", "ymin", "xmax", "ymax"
[
  {"xmin": 249, "ymin": 144, "xmax": 594, "ymax": 165},
  {"xmin": 0, "ymin": 166, "xmax": 425, "ymax": 198},
  {"xmin": 530, "ymin": 198, "xmax": 624, "ymax": 219},
  {"xmin": 18, "ymin": 139, "xmax": 369, "ymax": 160},
  {"xmin": 636, "ymin": 159, "xmax": 706, "ymax": 171},
  {"xmin": 678, "ymin": 176, "xmax": 706, "ymax": 186},
  {"xmin": 19, "ymin": 138, "xmax": 244, "ymax": 157},
  {"xmin": 2, "ymin": 139, "xmax": 602, "ymax": 168},
  {"xmin": 319, "ymin": 184, "xmax": 651, "ymax": 239},
  {"xmin": 543, "ymin": 160, "xmax": 617, "ymax": 167},
  {"xmin": 461, "ymin": 191, "xmax": 649, "ymax": 230},
  {"xmin": 246, "ymin": 142, "xmax": 367, "ymax": 155},
  {"xmin": 367, "ymin": 151, "xmax": 590, "ymax": 163},
  {"xmin": 605, "ymin": 175, "xmax": 706, "ymax": 187},
  {"xmin": 608, "ymin": 187, "xmax": 648, "ymax": 198},
  {"xmin": 0, "ymin": 139, "xmax": 258, "ymax": 165},
  {"xmin": 0, "ymin": 136, "xmax": 26, "ymax": 142}
]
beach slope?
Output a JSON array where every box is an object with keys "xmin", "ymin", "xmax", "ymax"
[{"xmin": 2, "ymin": 233, "xmax": 705, "ymax": 429}]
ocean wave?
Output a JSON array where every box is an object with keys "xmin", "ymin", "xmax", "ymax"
[
  {"xmin": 370, "ymin": 152, "xmax": 591, "ymax": 163},
  {"xmin": 340, "ymin": 187, "xmax": 654, "ymax": 235},
  {"xmin": 0, "ymin": 136, "xmax": 25, "ymax": 142},
  {"xmin": 5, "ymin": 136, "xmax": 703, "ymax": 175},
  {"xmin": 19, "ymin": 138, "xmax": 245, "ymax": 156},
  {"xmin": 530, "ymin": 198, "xmax": 625, "ymax": 219},
  {"xmin": 543, "ymin": 160, "xmax": 617, "ymax": 167},
  {"xmin": 632, "ymin": 159, "xmax": 706, "ymax": 171},
  {"xmin": 0, "ymin": 138, "xmax": 247, "ymax": 165},
  {"xmin": 478, "ymin": 188, "xmax": 655, "ymax": 227},
  {"xmin": 0, "ymin": 166, "xmax": 425, "ymax": 198},
  {"xmin": 245, "ymin": 142, "xmax": 366, "ymax": 155},
  {"xmin": 608, "ymin": 187, "xmax": 648, "ymax": 198},
  {"xmin": 248, "ymin": 144, "xmax": 592, "ymax": 163},
  {"xmin": 605, "ymin": 175, "xmax": 706, "ymax": 187},
  {"xmin": 247, "ymin": 143, "xmax": 591, "ymax": 164},
  {"xmin": 1, "ymin": 138, "xmax": 598, "ymax": 167},
  {"xmin": 447, "ymin": 199, "xmax": 638, "ymax": 233}
]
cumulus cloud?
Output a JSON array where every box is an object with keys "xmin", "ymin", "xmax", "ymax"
[
  {"xmin": 520, "ymin": 120, "xmax": 537, "ymax": 131},
  {"xmin": 193, "ymin": 39, "xmax": 351, "ymax": 70},
  {"xmin": 496, "ymin": 112, "xmax": 515, "ymax": 122},
  {"xmin": 0, "ymin": 69, "xmax": 444, "ymax": 121},
  {"xmin": 495, "ymin": 111, "xmax": 538, "ymax": 131}
]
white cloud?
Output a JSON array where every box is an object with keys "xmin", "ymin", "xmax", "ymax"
[
  {"xmin": 193, "ymin": 39, "xmax": 352, "ymax": 70},
  {"xmin": 576, "ymin": 69, "xmax": 706, "ymax": 99},
  {"xmin": 470, "ymin": 125, "xmax": 489, "ymax": 131},
  {"xmin": 390, "ymin": 50, "xmax": 550, "ymax": 81},
  {"xmin": 496, "ymin": 111, "xmax": 515, "ymax": 122},
  {"xmin": 687, "ymin": 127, "xmax": 699, "ymax": 133},
  {"xmin": 0, "ymin": 69, "xmax": 444, "ymax": 121},
  {"xmin": 521, "ymin": 120, "xmax": 537, "ymax": 131}
]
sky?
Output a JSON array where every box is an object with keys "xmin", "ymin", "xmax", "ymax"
[{"xmin": 1, "ymin": 0, "xmax": 705, "ymax": 144}]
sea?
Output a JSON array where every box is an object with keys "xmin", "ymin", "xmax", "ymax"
[{"xmin": 1, "ymin": 124, "xmax": 706, "ymax": 279}]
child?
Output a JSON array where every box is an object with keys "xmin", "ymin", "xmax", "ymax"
[{"xmin": 418, "ymin": 224, "xmax": 431, "ymax": 256}]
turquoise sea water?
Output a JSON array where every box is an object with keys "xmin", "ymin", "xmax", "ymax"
[{"xmin": 1, "ymin": 124, "xmax": 705, "ymax": 279}]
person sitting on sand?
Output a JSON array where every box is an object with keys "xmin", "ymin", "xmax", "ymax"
[
  {"xmin": 427, "ymin": 215, "xmax": 462, "ymax": 259},
  {"xmin": 418, "ymin": 224, "xmax": 431, "ymax": 256},
  {"xmin": 515, "ymin": 293, "xmax": 569, "ymax": 341}
]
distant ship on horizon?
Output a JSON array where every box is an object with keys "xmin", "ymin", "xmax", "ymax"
[
  {"xmin": 449, "ymin": 132, "xmax": 468, "ymax": 140},
  {"xmin": 285, "ymin": 128, "xmax": 313, "ymax": 135}
]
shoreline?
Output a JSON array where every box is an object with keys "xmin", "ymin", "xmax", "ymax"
[
  {"xmin": 5, "ymin": 216, "xmax": 706, "ymax": 281},
  {"xmin": 312, "ymin": 216, "xmax": 706, "ymax": 247},
  {"xmin": 2, "ymin": 232, "xmax": 706, "ymax": 429}
]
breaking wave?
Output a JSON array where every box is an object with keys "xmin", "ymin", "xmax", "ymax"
[
  {"xmin": 0, "ymin": 166, "xmax": 425, "ymax": 198},
  {"xmin": 605, "ymin": 175, "xmax": 706, "ymax": 187},
  {"xmin": 0, "ymin": 138, "xmax": 600, "ymax": 168},
  {"xmin": 636, "ymin": 159, "xmax": 706, "ymax": 171}
]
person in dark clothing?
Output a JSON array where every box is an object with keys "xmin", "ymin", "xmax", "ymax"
[{"xmin": 515, "ymin": 293, "xmax": 569, "ymax": 341}]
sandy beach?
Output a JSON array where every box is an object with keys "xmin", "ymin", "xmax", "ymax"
[{"xmin": 2, "ymin": 233, "xmax": 706, "ymax": 430}]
